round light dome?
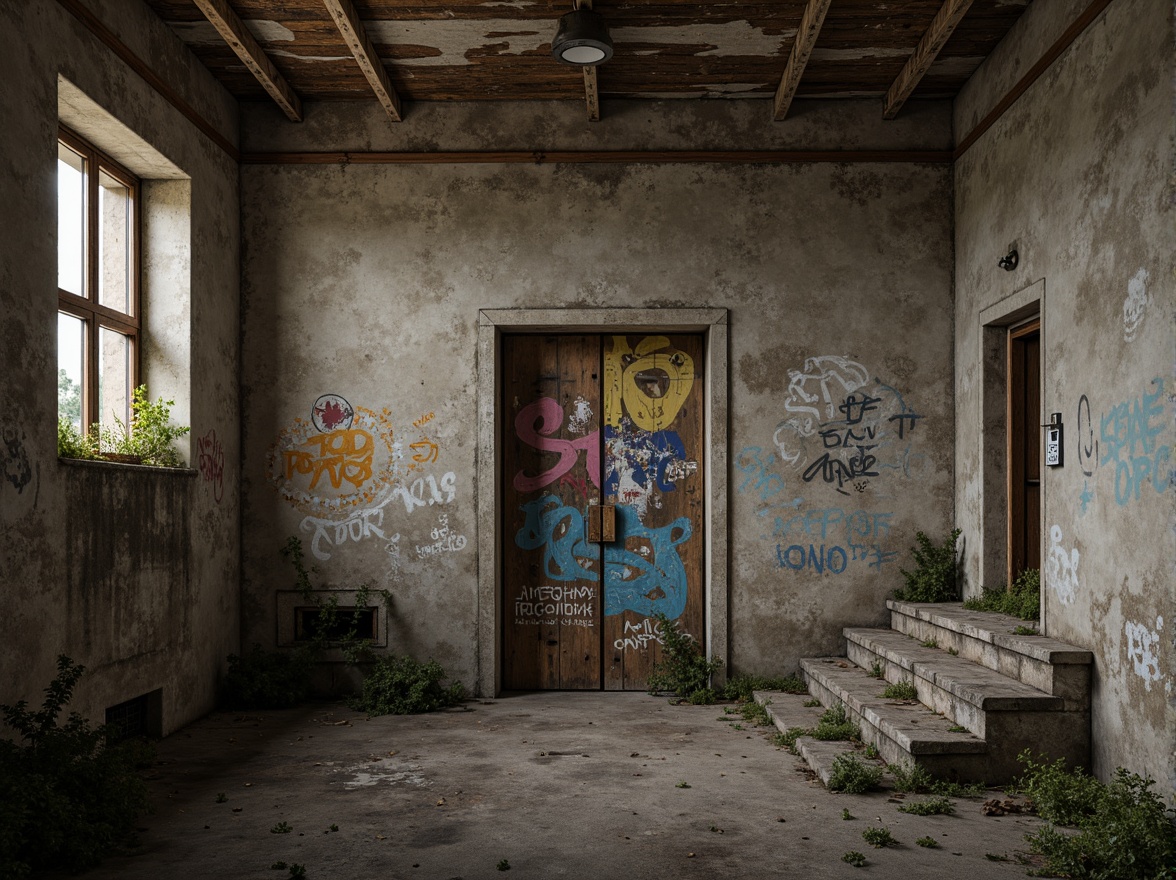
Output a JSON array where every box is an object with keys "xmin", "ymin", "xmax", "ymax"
[{"xmin": 551, "ymin": 9, "xmax": 614, "ymax": 67}]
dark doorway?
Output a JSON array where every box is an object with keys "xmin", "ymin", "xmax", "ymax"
[{"xmin": 1007, "ymin": 318, "xmax": 1041, "ymax": 583}]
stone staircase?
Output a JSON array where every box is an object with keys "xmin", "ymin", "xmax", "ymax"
[{"xmin": 778, "ymin": 600, "xmax": 1092, "ymax": 784}]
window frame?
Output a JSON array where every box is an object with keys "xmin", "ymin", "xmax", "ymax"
[{"xmin": 57, "ymin": 124, "xmax": 141, "ymax": 431}]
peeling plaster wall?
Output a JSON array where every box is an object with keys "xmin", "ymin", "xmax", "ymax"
[
  {"xmin": 241, "ymin": 100, "xmax": 955, "ymax": 693},
  {"xmin": 953, "ymin": 0, "xmax": 1175, "ymax": 791},
  {"xmin": 0, "ymin": 1, "xmax": 240, "ymax": 734}
]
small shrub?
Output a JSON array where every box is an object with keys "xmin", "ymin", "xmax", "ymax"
[
  {"xmin": 915, "ymin": 836, "xmax": 939, "ymax": 848},
  {"xmin": 497, "ymin": 859, "xmax": 511, "ymax": 871},
  {"xmin": 828, "ymin": 755, "xmax": 883, "ymax": 794},
  {"xmin": 841, "ymin": 808, "xmax": 855, "ymax": 820},
  {"xmin": 0, "ymin": 657, "xmax": 153, "ymax": 880},
  {"xmin": 929, "ymin": 779, "xmax": 986, "ymax": 798},
  {"xmin": 803, "ymin": 698, "xmax": 821, "ymax": 708},
  {"xmin": 221, "ymin": 644, "xmax": 315, "ymax": 710},
  {"xmin": 947, "ymin": 725, "xmax": 967, "ymax": 733},
  {"xmin": 882, "ymin": 680, "xmax": 918, "ymax": 701},
  {"xmin": 350, "ymin": 655, "xmax": 464, "ymax": 716},
  {"xmin": 675, "ymin": 781, "xmax": 691, "ymax": 789},
  {"xmin": 890, "ymin": 762, "xmax": 932, "ymax": 794},
  {"xmin": 646, "ymin": 613, "xmax": 722, "ymax": 700},
  {"xmin": 1012, "ymin": 625, "xmax": 1038, "ymax": 636},
  {"xmin": 216, "ymin": 792, "xmax": 227, "ymax": 803},
  {"xmin": 738, "ymin": 700, "xmax": 772, "ymax": 727},
  {"xmin": 842, "ymin": 850, "xmax": 867, "ymax": 867},
  {"xmin": 868, "ymin": 661, "xmax": 884, "ymax": 679},
  {"xmin": 1024, "ymin": 765, "xmax": 1176, "ymax": 879},
  {"xmin": 898, "ymin": 797, "xmax": 955, "ymax": 816},
  {"xmin": 947, "ymin": 647, "xmax": 959, "ymax": 656},
  {"xmin": 813, "ymin": 704, "xmax": 861, "ymax": 742},
  {"xmin": 772, "ymin": 728, "xmax": 807, "ymax": 753},
  {"xmin": 718, "ymin": 673, "xmax": 805, "ymax": 702},
  {"xmin": 862, "ymin": 826, "xmax": 898, "ymax": 848},
  {"xmin": 271, "ymin": 821, "xmax": 293, "ymax": 834},
  {"xmin": 288, "ymin": 865, "xmax": 307, "ymax": 879},
  {"xmin": 893, "ymin": 529, "xmax": 962, "ymax": 603},
  {"xmin": 920, "ymin": 638, "xmax": 939, "ymax": 648},
  {"xmin": 94, "ymin": 386, "xmax": 190, "ymax": 467},
  {"xmin": 963, "ymin": 568, "xmax": 1040, "ymax": 621},
  {"xmin": 863, "ymin": 743, "xmax": 879, "ymax": 760}
]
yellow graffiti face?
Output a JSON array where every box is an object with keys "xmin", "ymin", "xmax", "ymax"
[{"xmin": 605, "ymin": 335, "xmax": 695, "ymax": 432}]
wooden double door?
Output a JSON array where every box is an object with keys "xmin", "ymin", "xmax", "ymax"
[{"xmin": 502, "ymin": 333, "xmax": 705, "ymax": 690}]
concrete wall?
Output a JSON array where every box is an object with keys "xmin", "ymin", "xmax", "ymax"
[
  {"xmin": 953, "ymin": 0, "xmax": 1175, "ymax": 792},
  {"xmin": 240, "ymin": 100, "xmax": 956, "ymax": 694},
  {"xmin": 0, "ymin": 1, "xmax": 240, "ymax": 734}
]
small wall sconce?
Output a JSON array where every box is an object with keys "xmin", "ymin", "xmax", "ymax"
[{"xmin": 998, "ymin": 249, "xmax": 1019, "ymax": 271}]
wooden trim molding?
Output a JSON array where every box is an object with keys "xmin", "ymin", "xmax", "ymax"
[
  {"xmin": 953, "ymin": 0, "xmax": 1115, "ymax": 158},
  {"xmin": 56, "ymin": 0, "xmax": 239, "ymax": 161},
  {"xmin": 240, "ymin": 149, "xmax": 953, "ymax": 166}
]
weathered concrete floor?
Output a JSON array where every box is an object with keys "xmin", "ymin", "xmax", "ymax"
[{"xmin": 78, "ymin": 692, "xmax": 1044, "ymax": 880}]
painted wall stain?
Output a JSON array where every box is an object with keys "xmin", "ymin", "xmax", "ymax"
[
  {"xmin": 1124, "ymin": 616, "xmax": 1167, "ymax": 693},
  {"xmin": 197, "ymin": 428, "xmax": 224, "ymax": 503},
  {"xmin": 1045, "ymin": 524, "xmax": 1080, "ymax": 606},
  {"xmin": 269, "ymin": 395, "xmax": 457, "ymax": 561},
  {"xmin": 1122, "ymin": 267, "xmax": 1150, "ymax": 342},
  {"xmin": 2, "ymin": 428, "xmax": 33, "ymax": 494},
  {"xmin": 772, "ymin": 356, "xmax": 924, "ymax": 495}
]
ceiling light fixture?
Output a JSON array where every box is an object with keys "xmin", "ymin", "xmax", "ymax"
[{"xmin": 551, "ymin": 7, "xmax": 613, "ymax": 66}]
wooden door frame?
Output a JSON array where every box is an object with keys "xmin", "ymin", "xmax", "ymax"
[
  {"xmin": 476, "ymin": 308, "xmax": 729, "ymax": 697},
  {"xmin": 978, "ymin": 279, "xmax": 1047, "ymax": 626},
  {"xmin": 1007, "ymin": 317, "xmax": 1041, "ymax": 586}
]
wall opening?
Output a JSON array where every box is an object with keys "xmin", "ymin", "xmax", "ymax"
[
  {"xmin": 476, "ymin": 309, "xmax": 729, "ymax": 697},
  {"xmin": 104, "ymin": 688, "xmax": 163, "ymax": 742},
  {"xmin": 978, "ymin": 280, "xmax": 1044, "ymax": 601}
]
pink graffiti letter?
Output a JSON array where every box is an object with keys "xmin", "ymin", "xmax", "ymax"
[{"xmin": 513, "ymin": 397, "xmax": 600, "ymax": 492}]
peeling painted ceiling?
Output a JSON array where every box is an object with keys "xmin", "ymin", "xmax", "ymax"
[{"xmin": 144, "ymin": 0, "xmax": 1033, "ymax": 106}]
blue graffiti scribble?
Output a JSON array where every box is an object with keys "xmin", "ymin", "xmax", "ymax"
[
  {"xmin": 604, "ymin": 505, "xmax": 692, "ymax": 619},
  {"xmin": 514, "ymin": 496, "xmax": 693, "ymax": 618},
  {"xmin": 514, "ymin": 495, "xmax": 596, "ymax": 582},
  {"xmin": 604, "ymin": 421, "xmax": 686, "ymax": 498},
  {"xmin": 1099, "ymin": 378, "xmax": 1171, "ymax": 506},
  {"xmin": 1079, "ymin": 480, "xmax": 1094, "ymax": 516}
]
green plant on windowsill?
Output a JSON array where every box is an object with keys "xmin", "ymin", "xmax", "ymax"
[{"xmin": 58, "ymin": 386, "xmax": 190, "ymax": 467}]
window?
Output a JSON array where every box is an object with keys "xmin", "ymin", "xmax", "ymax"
[{"xmin": 57, "ymin": 126, "xmax": 139, "ymax": 432}]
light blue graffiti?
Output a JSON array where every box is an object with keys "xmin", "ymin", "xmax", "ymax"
[
  {"xmin": 514, "ymin": 495, "xmax": 596, "ymax": 582},
  {"xmin": 603, "ymin": 505, "xmax": 692, "ymax": 619},
  {"xmin": 1079, "ymin": 480, "xmax": 1093, "ymax": 516},
  {"xmin": 777, "ymin": 543, "xmax": 849, "ymax": 574},
  {"xmin": 514, "ymin": 496, "xmax": 693, "ymax": 618},
  {"xmin": 1099, "ymin": 378, "xmax": 1171, "ymax": 506},
  {"xmin": 770, "ymin": 506, "xmax": 897, "ymax": 574},
  {"xmin": 736, "ymin": 446, "xmax": 789, "ymax": 501}
]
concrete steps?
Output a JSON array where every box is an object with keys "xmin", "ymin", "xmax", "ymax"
[
  {"xmin": 795, "ymin": 603, "xmax": 1092, "ymax": 785},
  {"xmin": 887, "ymin": 600, "xmax": 1091, "ymax": 709}
]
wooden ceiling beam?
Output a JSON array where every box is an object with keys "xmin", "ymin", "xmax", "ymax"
[
  {"xmin": 192, "ymin": 0, "xmax": 302, "ymax": 122},
  {"xmin": 322, "ymin": 0, "xmax": 404, "ymax": 122},
  {"xmin": 577, "ymin": 0, "xmax": 601, "ymax": 121},
  {"xmin": 583, "ymin": 67, "xmax": 601, "ymax": 122},
  {"xmin": 772, "ymin": 0, "xmax": 832, "ymax": 121},
  {"xmin": 883, "ymin": 0, "xmax": 976, "ymax": 119}
]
